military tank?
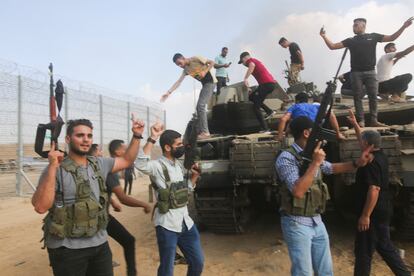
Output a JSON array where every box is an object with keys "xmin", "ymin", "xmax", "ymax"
[{"xmin": 187, "ymin": 81, "xmax": 414, "ymax": 240}]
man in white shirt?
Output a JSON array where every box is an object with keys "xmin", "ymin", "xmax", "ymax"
[
  {"xmin": 377, "ymin": 42, "xmax": 413, "ymax": 102},
  {"xmin": 135, "ymin": 123, "xmax": 203, "ymax": 276},
  {"xmin": 214, "ymin": 47, "xmax": 231, "ymax": 95}
]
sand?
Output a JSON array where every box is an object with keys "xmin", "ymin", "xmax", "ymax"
[{"xmin": 0, "ymin": 174, "xmax": 413, "ymax": 276}]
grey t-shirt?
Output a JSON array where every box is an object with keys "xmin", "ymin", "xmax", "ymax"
[{"xmin": 42, "ymin": 156, "xmax": 115, "ymax": 249}]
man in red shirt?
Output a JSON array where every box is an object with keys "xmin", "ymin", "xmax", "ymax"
[{"xmin": 239, "ymin": 52, "xmax": 276, "ymax": 131}]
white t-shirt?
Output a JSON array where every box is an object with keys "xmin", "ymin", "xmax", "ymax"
[{"xmin": 377, "ymin": 52, "xmax": 397, "ymax": 82}]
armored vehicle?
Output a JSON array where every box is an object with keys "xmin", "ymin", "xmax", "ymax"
[{"xmin": 188, "ymin": 81, "xmax": 414, "ymax": 240}]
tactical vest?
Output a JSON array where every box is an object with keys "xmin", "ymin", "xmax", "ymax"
[
  {"xmin": 278, "ymin": 146, "xmax": 330, "ymax": 217},
  {"xmin": 151, "ymin": 161, "xmax": 189, "ymax": 214},
  {"xmin": 43, "ymin": 156, "xmax": 109, "ymax": 239}
]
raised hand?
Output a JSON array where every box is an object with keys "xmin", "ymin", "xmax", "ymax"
[
  {"xmin": 403, "ymin": 16, "xmax": 413, "ymax": 28},
  {"xmin": 347, "ymin": 109, "xmax": 358, "ymax": 127},
  {"xmin": 150, "ymin": 121, "xmax": 164, "ymax": 140},
  {"xmin": 160, "ymin": 93, "xmax": 170, "ymax": 103},
  {"xmin": 320, "ymin": 26, "xmax": 326, "ymax": 37},
  {"xmin": 131, "ymin": 113, "xmax": 145, "ymax": 136},
  {"xmin": 190, "ymin": 163, "xmax": 201, "ymax": 183},
  {"xmin": 355, "ymin": 145, "xmax": 374, "ymax": 168},
  {"xmin": 312, "ymin": 141, "xmax": 326, "ymax": 166},
  {"xmin": 48, "ymin": 142, "xmax": 64, "ymax": 167}
]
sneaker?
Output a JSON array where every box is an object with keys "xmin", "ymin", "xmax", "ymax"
[
  {"xmin": 174, "ymin": 253, "xmax": 187, "ymax": 265},
  {"xmin": 264, "ymin": 111, "xmax": 276, "ymax": 120},
  {"xmin": 259, "ymin": 129, "xmax": 272, "ymax": 134},
  {"xmin": 370, "ymin": 121, "xmax": 388, "ymax": 127}
]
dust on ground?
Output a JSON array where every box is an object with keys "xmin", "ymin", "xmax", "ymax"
[{"xmin": 0, "ymin": 172, "xmax": 413, "ymax": 276}]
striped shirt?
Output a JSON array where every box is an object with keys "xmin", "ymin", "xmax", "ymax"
[{"xmin": 275, "ymin": 143, "xmax": 333, "ymax": 226}]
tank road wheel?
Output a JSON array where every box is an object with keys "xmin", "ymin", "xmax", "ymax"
[{"xmin": 395, "ymin": 187, "xmax": 414, "ymax": 240}]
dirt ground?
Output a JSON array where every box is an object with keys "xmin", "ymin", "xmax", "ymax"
[{"xmin": 0, "ymin": 173, "xmax": 413, "ymax": 276}]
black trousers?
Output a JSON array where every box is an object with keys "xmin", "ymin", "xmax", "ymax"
[
  {"xmin": 354, "ymin": 222, "xmax": 410, "ymax": 276},
  {"xmin": 48, "ymin": 242, "xmax": 113, "ymax": 276},
  {"xmin": 124, "ymin": 176, "xmax": 133, "ymax": 195},
  {"xmin": 107, "ymin": 214, "xmax": 137, "ymax": 276},
  {"xmin": 216, "ymin": 76, "xmax": 227, "ymax": 95},
  {"xmin": 249, "ymin": 82, "xmax": 275, "ymax": 130},
  {"xmin": 379, "ymin": 73, "xmax": 412, "ymax": 96}
]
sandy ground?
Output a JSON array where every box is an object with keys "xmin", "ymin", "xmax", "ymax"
[{"xmin": 0, "ymin": 173, "xmax": 413, "ymax": 276}]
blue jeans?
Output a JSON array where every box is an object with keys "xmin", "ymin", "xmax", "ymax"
[
  {"xmin": 155, "ymin": 225, "xmax": 204, "ymax": 276},
  {"xmin": 281, "ymin": 216, "xmax": 333, "ymax": 276}
]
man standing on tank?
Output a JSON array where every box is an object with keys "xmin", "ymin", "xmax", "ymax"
[
  {"xmin": 320, "ymin": 17, "xmax": 413, "ymax": 127},
  {"xmin": 214, "ymin": 47, "xmax": 231, "ymax": 95},
  {"xmin": 278, "ymin": 37, "xmax": 304, "ymax": 85}
]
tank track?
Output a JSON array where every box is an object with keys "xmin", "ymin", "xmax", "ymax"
[{"xmin": 193, "ymin": 187, "xmax": 251, "ymax": 234}]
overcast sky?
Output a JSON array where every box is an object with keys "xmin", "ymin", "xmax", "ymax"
[{"xmin": 1, "ymin": 0, "xmax": 413, "ymax": 133}]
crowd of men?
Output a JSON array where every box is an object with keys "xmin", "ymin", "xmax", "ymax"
[{"xmin": 31, "ymin": 16, "xmax": 413, "ymax": 276}]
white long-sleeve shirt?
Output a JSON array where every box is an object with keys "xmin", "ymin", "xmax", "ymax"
[{"xmin": 135, "ymin": 154, "xmax": 194, "ymax": 233}]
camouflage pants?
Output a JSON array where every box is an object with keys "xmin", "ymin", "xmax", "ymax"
[{"xmin": 288, "ymin": 63, "xmax": 302, "ymax": 86}]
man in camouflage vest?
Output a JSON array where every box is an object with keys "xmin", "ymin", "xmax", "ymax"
[
  {"xmin": 275, "ymin": 116, "xmax": 372, "ymax": 276},
  {"xmin": 32, "ymin": 116, "xmax": 145, "ymax": 276}
]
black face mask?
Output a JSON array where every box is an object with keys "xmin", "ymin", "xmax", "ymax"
[{"xmin": 171, "ymin": 146, "xmax": 185, "ymax": 159}]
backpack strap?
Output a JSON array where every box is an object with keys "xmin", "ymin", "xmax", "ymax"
[{"xmin": 151, "ymin": 160, "xmax": 172, "ymax": 191}]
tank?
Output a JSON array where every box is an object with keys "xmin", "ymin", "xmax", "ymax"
[{"xmin": 187, "ymin": 81, "xmax": 414, "ymax": 240}]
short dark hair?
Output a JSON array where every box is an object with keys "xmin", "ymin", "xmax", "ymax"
[
  {"xmin": 222, "ymin": 47, "xmax": 228, "ymax": 51},
  {"xmin": 295, "ymin": 92, "xmax": 309, "ymax": 103},
  {"xmin": 289, "ymin": 116, "xmax": 314, "ymax": 140},
  {"xmin": 173, "ymin": 53, "xmax": 184, "ymax": 63},
  {"xmin": 362, "ymin": 130, "xmax": 381, "ymax": 148},
  {"xmin": 108, "ymin": 139, "xmax": 124, "ymax": 157},
  {"xmin": 66, "ymin": 119, "xmax": 93, "ymax": 136},
  {"xmin": 89, "ymin": 143, "xmax": 99, "ymax": 156},
  {"xmin": 278, "ymin": 37, "xmax": 287, "ymax": 44},
  {"xmin": 160, "ymin": 130, "xmax": 181, "ymax": 152},
  {"xmin": 384, "ymin": 42, "xmax": 395, "ymax": 52},
  {"xmin": 354, "ymin": 18, "xmax": 367, "ymax": 23}
]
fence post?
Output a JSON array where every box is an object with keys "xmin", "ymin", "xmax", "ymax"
[
  {"xmin": 163, "ymin": 110, "xmax": 167, "ymax": 128},
  {"xmin": 99, "ymin": 95, "xmax": 104, "ymax": 147},
  {"xmin": 16, "ymin": 75, "xmax": 23, "ymax": 196},
  {"xmin": 64, "ymin": 86, "xmax": 69, "ymax": 152},
  {"xmin": 127, "ymin": 102, "xmax": 131, "ymax": 141},
  {"xmin": 146, "ymin": 106, "xmax": 150, "ymax": 137}
]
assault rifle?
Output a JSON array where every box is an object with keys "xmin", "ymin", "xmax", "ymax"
[
  {"xmin": 183, "ymin": 113, "xmax": 199, "ymax": 170},
  {"xmin": 299, "ymin": 48, "xmax": 348, "ymax": 176},
  {"xmin": 34, "ymin": 63, "xmax": 65, "ymax": 158}
]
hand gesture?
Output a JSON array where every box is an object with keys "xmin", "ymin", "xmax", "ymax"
[
  {"xmin": 312, "ymin": 141, "xmax": 326, "ymax": 166},
  {"xmin": 355, "ymin": 145, "xmax": 374, "ymax": 168},
  {"xmin": 358, "ymin": 215, "xmax": 370, "ymax": 232},
  {"xmin": 320, "ymin": 26, "xmax": 326, "ymax": 37},
  {"xmin": 160, "ymin": 93, "xmax": 170, "ymax": 103},
  {"xmin": 403, "ymin": 16, "xmax": 413, "ymax": 28},
  {"xmin": 244, "ymin": 79, "xmax": 250, "ymax": 88},
  {"xmin": 131, "ymin": 113, "xmax": 145, "ymax": 136},
  {"xmin": 143, "ymin": 203, "xmax": 152, "ymax": 214},
  {"xmin": 48, "ymin": 142, "xmax": 64, "ymax": 167},
  {"xmin": 347, "ymin": 109, "xmax": 358, "ymax": 127},
  {"xmin": 150, "ymin": 121, "xmax": 164, "ymax": 140},
  {"xmin": 224, "ymin": 63, "xmax": 230, "ymax": 68},
  {"xmin": 190, "ymin": 163, "xmax": 201, "ymax": 183}
]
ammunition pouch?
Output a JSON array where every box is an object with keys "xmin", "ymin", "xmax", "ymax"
[
  {"xmin": 43, "ymin": 156, "xmax": 108, "ymax": 239},
  {"xmin": 151, "ymin": 162, "xmax": 189, "ymax": 214},
  {"xmin": 278, "ymin": 146, "xmax": 330, "ymax": 217}
]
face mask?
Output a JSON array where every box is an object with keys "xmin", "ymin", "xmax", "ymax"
[{"xmin": 172, "ymin": 146, "xmax": 185, "ymax": 159}]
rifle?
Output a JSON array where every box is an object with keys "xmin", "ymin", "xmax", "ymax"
[
  {"xmin": 284, "ymin": 60, "xmax": 292, "ymax": 83},
  {"xmin": 183, "ymin": 113, "xmax": 199, "ymax": 170},
  {"xmin": 299, "ymin": 48, "xmax": 348, "ymax": 176},
  {"xmin": 34, "ymin": 63, "xmax": 65, "ymax": 158}
]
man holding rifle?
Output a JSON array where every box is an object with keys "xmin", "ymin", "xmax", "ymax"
[
  {"xmin": 320, "ymin": 17, "xmax": 413, "ymax": 127},
  {"xmin": 275, "ymin": 116, "xmax": 372, "ymax": 276},
  {"xmin": 32, "ymin": 116, "xmax": 145, "ymax": 276}
]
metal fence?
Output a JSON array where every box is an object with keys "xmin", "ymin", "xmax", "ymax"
[{"xmin": 0, "ymin": 59, "xmax": 165, "ymax": 196}]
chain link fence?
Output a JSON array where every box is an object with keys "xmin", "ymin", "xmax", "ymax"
[{"xmin": 0, "ymin": 58, "xmax": 165, "ymax": 196}]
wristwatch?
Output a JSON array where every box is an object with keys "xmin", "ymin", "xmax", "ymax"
[
  {"xmin": 133, "ymin": 134, "xmax": 143, "ymax": 140},
  {"xmin": 147, "ymin": 137, "xmax": 157, "ymax": 144}
]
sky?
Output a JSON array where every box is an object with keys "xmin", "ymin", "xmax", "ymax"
[{"xmin": 1, "ymin": 0, "xmax": 413, "ymax": 133}]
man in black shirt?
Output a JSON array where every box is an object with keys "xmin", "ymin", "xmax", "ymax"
[
  {"xmin": 279, "ymin": 37, "xmax": 304, "ymax": 85},
  {"xmin": 104, "ymin": 139, "xmax": 152, "ymax": 276},
  {"xmin": 348, "ymin": 112, "xmax": 410, "ymax": 275},
  {"xmin": 320, "ymin": 17, "xmax": 413, "ymax": 127}
]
